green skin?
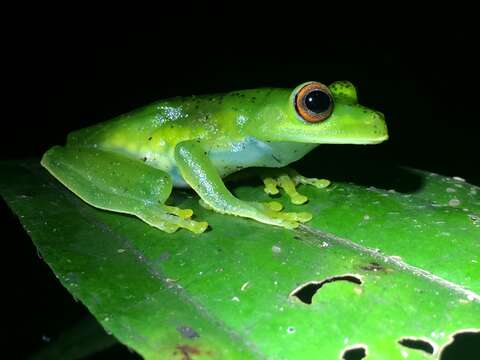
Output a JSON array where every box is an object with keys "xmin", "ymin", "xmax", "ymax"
[{"xmin": 41, "ymin": 81, "xmax": 388, "ymax": 233}]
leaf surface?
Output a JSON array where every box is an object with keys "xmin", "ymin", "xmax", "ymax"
[{"xmin": 1, "ymin": 160, "xmax": 479, "ymax": 359}]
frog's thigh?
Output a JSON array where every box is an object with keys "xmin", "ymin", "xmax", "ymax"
[{"xmin": 41, "ymin": 146, "xmax": 207, "ymax": 233}]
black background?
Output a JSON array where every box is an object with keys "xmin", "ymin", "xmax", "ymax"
[{"xmin": 3, "ymin": 17, "xmax": 479, "ymax": 358}]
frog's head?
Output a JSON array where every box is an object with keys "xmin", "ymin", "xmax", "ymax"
[{"xmin": 248, "ymin": 81, "xmax": 388, "ymax": 144}]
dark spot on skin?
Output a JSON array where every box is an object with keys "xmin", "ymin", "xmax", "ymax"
[
  {"xmin": 176, "ymin": 326, "xmax": 199, "ymax": 339},
  {"xmin": 294, "ymin": 236, "xmax": 301, "ymax": 240},
  {"xmin": 148, "ymin": 136, "xmax": 152, "ymax": 141},
  {"xmin": 204, "ymin": 152, "xmax": 207, "ymax": 155},
  {"xmin": 170, "ymin": 125, "xmax": 174, "ymax": 128},
  {"xmin": 143, "ymin": 157, "xmax": 147, "ymax": 162},
  {"xmin": 174, "ymin": 345, "xmax": 200, "ymax": 360},
  {"xmin": 272, "ymin": 154, "xmax": 281, "ymax": 163},
  {"xmin": 194, "ymin": 105, "xmax": 199, "ymax": 109},
  {"xmin": 361, "ymin": 262, "xmax": 385, "ymax": 272}
]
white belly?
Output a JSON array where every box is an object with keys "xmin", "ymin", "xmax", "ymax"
[
  {"xmin": 169, "ymin": 137, "xmax": 318, "ymax": 188},
  {"xmin": 209, "ymin": 137, "xmax": 318, "ymax": 178}
]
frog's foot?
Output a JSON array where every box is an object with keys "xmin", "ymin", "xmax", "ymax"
[
  {"xmin": 140, "ymin": 205, "xmax": 208, "ymax": 234},
  {"xmin": 261, "ymin": 168, "xmax": 330, "ymax": 205},
  {"xmin": 247, "ymin": 200, "xmax": 312, "ymax": 229},
  {"xmin": 200, "ymin": 198, "xmax": 311, "ymax": 229}
]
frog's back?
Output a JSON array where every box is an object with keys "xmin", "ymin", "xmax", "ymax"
[{"xmin": 65, "ymin": 91, "xmax": 254, "ymax": 186}]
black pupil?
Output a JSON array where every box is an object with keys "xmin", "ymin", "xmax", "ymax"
[{"xmin": 304, "ymin": 90, "xmax": 331, "ymax": 114}]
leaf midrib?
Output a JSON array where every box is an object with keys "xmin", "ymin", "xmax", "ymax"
[{"xmin": 298, "ymin": 225, "xmax": 480, "ymax": 302}]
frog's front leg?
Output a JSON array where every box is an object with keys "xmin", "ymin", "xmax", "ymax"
[
  {"xmin": 174, "ymin": 141, "xmax": 312, "ymax": 229},
  {"xmin": 260, "ymin": 167, "xmax": 330, "ymax": 205},
  {"xmin": 41, "ymin": 146, "xmax": 208, "ymax": 233}
]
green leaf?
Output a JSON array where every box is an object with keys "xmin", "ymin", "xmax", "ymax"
[{"xmin": 1, "ymin": 159, "xmax": 479, "ymax": 360}]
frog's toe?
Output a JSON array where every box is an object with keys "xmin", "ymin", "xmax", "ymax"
[
  {"xmin": 278, "ymin": 210, "xmax": 312, "ymax": 223},
  {"xmin": 162, "ymin": 216, "xmax": 208, "ymax": 234},
  {"xmin": 279, "ymin": 219, "xmax": 300, "ymax": 229},
  {"xmin": 179, "ymin": 218, "xmax": 209, "ymax": 234},
  {"xmin": 154, "ymin": 217, "xmax": 208, "ymax": 234},
  {"xmin": 263, "ymin": 177, "xmax": 280, "ymax": 195},
  {"xmin": 248, "ymin": 200, "xmax": 312, "ymax": 227},
  {"xmin": 294, "ymin": 175, "xmax": 330, "ymax": 189},
  {"xmin": 159, "ymin": 222, "xmax": 180, "ymax": 233},
  {"xmin": 264, "ymin": 201, "xmax": 283, "ymax": 211},
  {"xmin": 163, "ymin": 205, "xmax": 193, "ymax": 218},
  {"xmin": 289, "ymin": 192, "xmax": 308, "ymax": 205}
]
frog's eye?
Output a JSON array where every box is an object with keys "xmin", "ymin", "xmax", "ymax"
[{"xmin": 294, "ymin": 82, "xmax": 333, "ymax": 123}]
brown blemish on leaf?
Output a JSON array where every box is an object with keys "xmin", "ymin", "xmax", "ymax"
[
  {"xmin": 174, "ymin": 344, "xmax": 201, "ymax": 360},
  {"xmin": 361, "ymin": 262, "xmax": 385, "ymax": 272}
]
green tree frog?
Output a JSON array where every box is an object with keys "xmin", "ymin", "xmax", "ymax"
[{"xmin": 41, "ymin": 81, "xmax": 388, "ymax": 234}]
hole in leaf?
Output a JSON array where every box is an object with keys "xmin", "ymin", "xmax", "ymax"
[
  {"xmin": 440, "ymin": 330, "xmax": 480, "ymax": 360},
  {"xmin": 290, "ymin": 275, "xmax": 362, "ymax": 304},
  {"xmin": 398, "ymin": 337, "xmax": 434, "ymax": 354},
  {"xmin": 342, "ymin": 346, "xmax": 367, "ymax": 360}
]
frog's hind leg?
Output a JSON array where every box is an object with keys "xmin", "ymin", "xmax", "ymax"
[
  {"xmin": 41, "ymin": 146, "xmax": 208, "ymax": 234},
  {"xmin": 260, "ymin": 167, "xmax": 331, "ymax": 205}
]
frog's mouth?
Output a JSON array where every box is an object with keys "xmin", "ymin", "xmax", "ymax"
[{"xmin": 316, "ymin": 133, "xmax": 389, "ymax": 145}]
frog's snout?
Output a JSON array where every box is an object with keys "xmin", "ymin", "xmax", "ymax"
[{"xmin": 375, "ymin": 111, "xmax": 389, "ymax": 141}]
